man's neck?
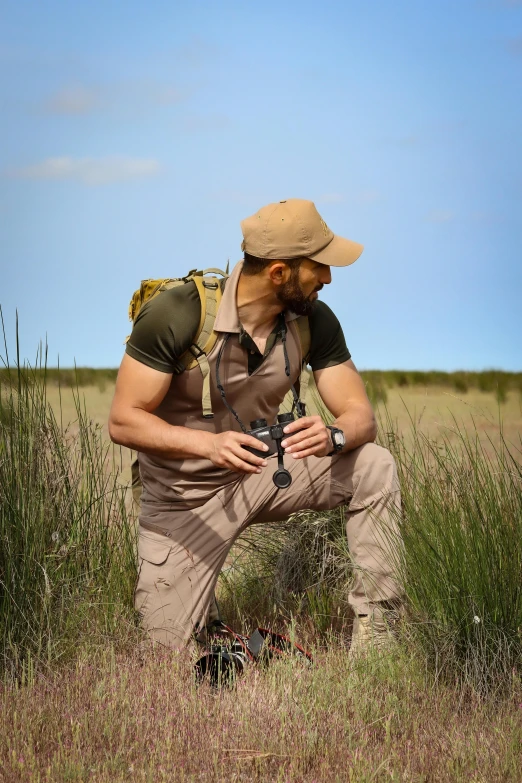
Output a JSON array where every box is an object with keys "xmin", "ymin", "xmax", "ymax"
[{"xmin": 236, "ymin": 272, "xmax": 284, "ymax": 337}]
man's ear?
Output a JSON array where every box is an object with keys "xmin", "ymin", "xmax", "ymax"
[{"xmin": 267, "ymin": 261, "xmax": 291, "ymax": 287}]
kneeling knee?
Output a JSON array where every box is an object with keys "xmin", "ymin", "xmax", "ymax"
[{"xmin": 353, "ymin": 443, "xmax": 399, "ymax": 495}]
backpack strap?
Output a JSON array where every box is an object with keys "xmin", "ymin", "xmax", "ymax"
[
  {"xmin": 125, "ymin": 268, "xmax": 227, "ymax": 417},
  {"xmin": 181, "ymin": 274, "xmax": 224, "ymax": 418},
  {"xmin": 201, "ymin": 267, "xmax": 228, "ymax": 276}
]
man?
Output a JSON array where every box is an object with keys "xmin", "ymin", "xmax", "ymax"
[{"xmin": 109, "ymin": 198, "xmax": 403, "ymax": 653}]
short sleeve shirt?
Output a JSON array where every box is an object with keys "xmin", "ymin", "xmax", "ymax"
[{"xmin": 126, "ymin": 281, "xmax": 351, "ymax": 374}]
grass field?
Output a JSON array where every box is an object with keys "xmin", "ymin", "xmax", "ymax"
[
  {"xmin": 43, "ymin": 380, "xmax": 522, "ymax": 479},
  {"xmin": 35, "ymin": 383, "xmax": 521, "ymax": 532},
  {"xmin": 2, "ymin": 643, "xmax": 521, "ymax": 782},
  {"xmin": 2, "ymin": 370, "xmax": 521, "ymax": 781}
]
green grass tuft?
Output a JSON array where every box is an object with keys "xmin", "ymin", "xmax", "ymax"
[{"xmin": 0, "ymin": 319, "xmax": 137, "ymax": 679}]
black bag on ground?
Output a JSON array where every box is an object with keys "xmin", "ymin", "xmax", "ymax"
[{"xmin": 194, "ymin": 622, "xmax": 313, "ymax": 688}]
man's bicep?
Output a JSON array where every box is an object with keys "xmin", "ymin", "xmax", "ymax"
[
  {"xmin": 313, "ymin": 360, "xmax": 373, "ymax": 419},
  {"xmin": 308, "ymin": 301, "xmax": 351, "ymax": 371},
  {"xmin": 111, "ymin": 354, "xmax": 173, "ymax": 417},
  {"xmin": 125, "ymin": 281, "xmax": 201, "ymax": 372}
]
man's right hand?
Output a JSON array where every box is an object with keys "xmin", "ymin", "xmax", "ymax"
[{"xmin": 207, "ymin": 431, "xmax": 269, "ymax": 474}]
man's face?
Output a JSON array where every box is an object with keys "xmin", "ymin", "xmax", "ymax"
[{"xmin": 276, "ymin": 259, "xmax": 332, "ymax": 316}]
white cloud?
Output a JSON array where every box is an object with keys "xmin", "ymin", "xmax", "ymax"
[
  {"xmin": 44, "ymin": 82, "xmax": 186, "ymax": 115},
  {"xmin": 45, "ymin": 86, "xmax": 101, "ymax": 115},
  {"xmin": 9, "ymin": 156, "xmax": 161, "ymax": 185},
  {"xmin": 426, "ymin": 209, "xmax": 455, "ymax": 223}
]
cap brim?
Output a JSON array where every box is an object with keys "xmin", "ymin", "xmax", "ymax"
[{"xmin": 308, "ymin": 234, "xmax": 364, "ymax": 267}]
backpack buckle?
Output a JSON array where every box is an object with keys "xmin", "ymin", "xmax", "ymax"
[
  {"xmin": 189, "ymin": 343, "xmax": 205, "ymax": 359},
  {"xmin": 202, "ymin": 280, "xmax": 218, "ymax": 290}
]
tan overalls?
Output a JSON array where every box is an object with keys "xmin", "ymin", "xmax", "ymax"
[{"xmin": 135, "ymin": 262, "xmax": 402, "ymax": 648}]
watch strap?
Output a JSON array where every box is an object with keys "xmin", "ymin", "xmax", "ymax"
[{"xmin": 326, "ymin": 425, "xmax": 345, "ymax": 456}]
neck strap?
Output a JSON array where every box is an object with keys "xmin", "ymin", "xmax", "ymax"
[{"xmin": 214, "ymin": 314, "xmax": 305, "ymax": 430}]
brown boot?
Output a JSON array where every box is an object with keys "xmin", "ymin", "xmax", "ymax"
[{"xmin": 349, "ymin": 601, "xmax": 403, "ymax": 658}]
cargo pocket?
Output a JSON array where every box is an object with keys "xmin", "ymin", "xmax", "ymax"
[{"xmin": 134, "ymin": 529, "xmax": 173, "ymax": 620}]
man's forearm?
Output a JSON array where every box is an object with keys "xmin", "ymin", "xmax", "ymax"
[
  {"xmin": 109, "ymin": 408, "xmax": 214, "ymax": 460},
  {"xmin": 334, "ymin": 404, "xmax": 377, "ymax": 452}
]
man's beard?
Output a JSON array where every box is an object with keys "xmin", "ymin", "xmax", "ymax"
[{"xmin": 276, "ymin": 268, "xmax": 320, "ymax": 316}]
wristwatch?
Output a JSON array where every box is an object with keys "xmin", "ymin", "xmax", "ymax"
[{"xmin": 326, "ymin": 426, "xmax": 345, "ymax": 456}]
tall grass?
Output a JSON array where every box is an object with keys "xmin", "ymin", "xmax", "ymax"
[
  {"xmin": 221, "ymin": 389, "xmax": 522, "ymax": 693},
  {"xmin": 1, "ymin": 323, "xmax": 521, "ymax": 694},
  {"xmin": 381, "ymin": 408, "xmax": 522, "ymax": 693},
  {"xmin": 0, "ymin": 322, "xmax": 137, "ymax": 679}
]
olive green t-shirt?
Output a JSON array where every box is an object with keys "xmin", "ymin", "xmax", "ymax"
[{"xmin": 126, "ymin": 281, "xmax": 351, "ymax": 374}]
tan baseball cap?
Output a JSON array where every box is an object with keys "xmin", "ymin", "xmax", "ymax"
[{"xmin": 240, "ymin": 198, "xmax": 364, "ymax": 267}]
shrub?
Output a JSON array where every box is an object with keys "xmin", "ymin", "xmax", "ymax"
[
  {"xmin": 453, "ymin": 372, "xmax": 469, "ymax": 393},
  {"xmin": 219, "ymin": 506, "xmax": 353, "ymax": 637}
]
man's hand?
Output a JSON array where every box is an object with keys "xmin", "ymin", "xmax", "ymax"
[
  {"xmin": 206, "ymin": 431, "xmax": 270, "ymax": 474},
  {"xmin": 280, "ymin": 415, "xmax": 332, "ymax": 459}
]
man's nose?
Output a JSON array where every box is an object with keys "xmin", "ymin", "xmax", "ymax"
[{"xmin": 320, "ymin": 266, "xmax": 332, "ymax": 285}]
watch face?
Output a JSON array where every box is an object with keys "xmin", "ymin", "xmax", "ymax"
[{"xmin": 333, "ymin": 431, "xmax": 344, "ymax": 446}]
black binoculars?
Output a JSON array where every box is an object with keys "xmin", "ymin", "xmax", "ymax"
[{"xmin": 243, "ymin": 412, "xmax": 297, "ymax": 489}]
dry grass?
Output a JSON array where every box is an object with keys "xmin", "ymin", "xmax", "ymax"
[
  {"xmin": 45, "ymin": 384, "xmax": 135, "ymax": 485},
  {"xmin": 41, "ymin": 382, "xmax": 521, "ymax": 519},
  {"xmin": 44, "ymin": 382, "xmax": 522, "ymax": 448},
  {"xmin": 1, "ymin": 642, "xmax": 521, "ymax": 782},
  {"xmin": 375, "ymin": 387, "xmax": 522, "ymax": 457}
]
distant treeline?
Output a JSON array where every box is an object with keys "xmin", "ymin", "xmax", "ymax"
[
  {"xmin": 361, "ymin": 369, "xmax": 521, "ymax": 404},
  {"xmin": 0, "ymin": 367, "xmax": 520, "ymax": 402},
  {"xmin": 0, "ymin": 367, "xmax": 118, "ymax": 391}
]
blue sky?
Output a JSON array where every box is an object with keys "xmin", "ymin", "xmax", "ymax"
[{"xmin": 1, "ymin": 0, "xmax": 521, "ymax": 371}]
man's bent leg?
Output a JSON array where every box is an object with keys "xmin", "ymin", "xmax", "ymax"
[
  {"xmin": 133, "ymin": 459, "xmax": 222, "ymax": 644},
  {"xmin": 134, "ymin": 491, "xmax": 241, "ymax": 648},
  {"xmin": 134, "ymin": 443, "xmax": 403, "ymax": 649},
  {"xmin": 237, "ymin": 442, "xmax": 403, "ymax": 615},
  {"xmin": 336, "ymin": 443, "xmax": 403, "ymax": 615}
]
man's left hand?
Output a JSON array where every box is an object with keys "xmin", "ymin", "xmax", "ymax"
[{"xmin": 280, "ymin": 415, "xmax": 333, "ymax": 459}]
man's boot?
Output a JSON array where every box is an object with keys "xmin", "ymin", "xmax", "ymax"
[{"xmin": 349, "ymin": 601, "xmax": 403, "ymax": 658}]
